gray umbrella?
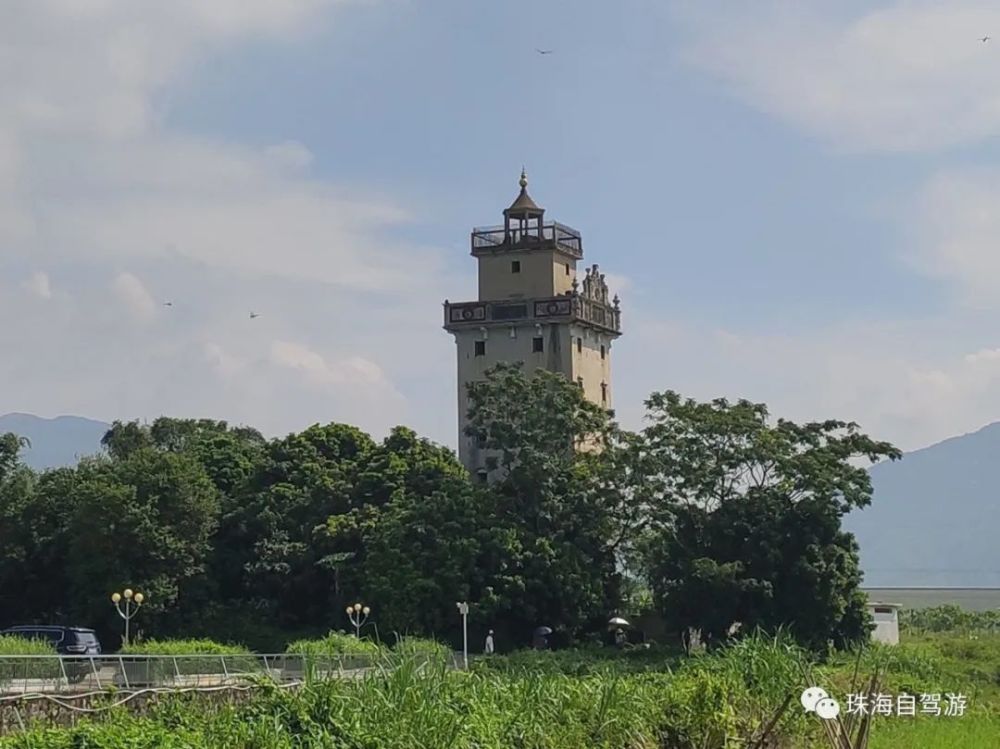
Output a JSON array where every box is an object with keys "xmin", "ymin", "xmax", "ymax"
[
  {"xmin": 607, "ymin": 617, "xmax": 630, "ymax": 629},
  {"xmin": 533, "ymin": 626, "xmax": 553, "ymax": 636}
]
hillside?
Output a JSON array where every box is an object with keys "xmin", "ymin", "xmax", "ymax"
[
  {"xmin": 847, "ymin": 422, "xmax": 1000, "ymax": 588},
  {"xmin": 0, "ymin": 413, "xmax": 108, "ymax": 470}
]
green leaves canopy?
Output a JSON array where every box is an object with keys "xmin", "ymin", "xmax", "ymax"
[
  {"xmin": 0, "ymin": 379, "xmax": 901, "ymax": 654},
  {"xmin": 640, "ymin": 391, "xmax": 901, "ymax": 649}
]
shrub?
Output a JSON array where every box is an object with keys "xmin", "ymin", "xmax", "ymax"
[
  {"xmin": 284, "ymin": 631, "xmax": 383, "ymax": 657},
  {"xmin": 0, "ymin": 635, "xmax": 62, "ymax": 682},
  {"xmin": 119, "ymin": 639, "xmax": 257, "ymax": 679},
  {"xmin": 472, "ymin": 643, "xmax": 682, "ymax": 677},
  {"xmin": 0, "ymin": 635, "xmax": 56, "ymax": 656},
  {"xmin": 121, "ymin": 639, "xmax": 251, "ymax": 656},
  {"xmin": 284, "ymin": 631, "xmax": 384, "ymax": 675},
  {"xmin": 900, "ymin": 605, "xmax": 1000, "ymax": 634},
  {"xmin": 391, "ymin": 636, "xmax": 452, "ymax": 665}
]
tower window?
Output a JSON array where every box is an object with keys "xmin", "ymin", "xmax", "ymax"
[
  {"xmin": 511, "ymin": 260, "xmax": 521, "ymax": 273},
  {"xmin": 601, "ymin": 382, "xmax": 608, "ymax": 404},
  {"xmin": 565, "ymin": 263, "xmax": 570, "ymax": 275},
  {"xmin": 474, "ymin": 340, "xmax": 486, "ymax": 357},
  {"xmin": 577, "ymin": 337, "xmax": 582, "ymax": 353},
  {"xmin": 577, "ymin": 377, "xmax": 584, "ymax": 388},
  {"xmin": 532, "ymin": 336, "xmax": 544, "ymax": 353},
  {"xmin": 476, "ymin": 470, "xmax": 488, "ymax": 484},
  {"xmin": 600, "ymin": 345, "xmax": 606, "ymax": 360}
]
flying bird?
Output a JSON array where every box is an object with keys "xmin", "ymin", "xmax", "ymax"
[
  {"xmin": 535, "ymin": 48, "xmax": 553, "ymax": 55},
  {"xmin": 249, "ymin": 311, "xmax": 260, "ymax": 319},
  {"xmin": 981, "ymin": 35, "xmax": 991, "ymax": 43},
  {"xmin": 163, "ymin": 301, "xmax": 173, "ymax": 307}
]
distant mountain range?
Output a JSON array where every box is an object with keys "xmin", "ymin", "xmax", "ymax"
[
  {"xmin": 1, "ymin": 411, "xmax": 998, "ymax": 588},
  {"xmin": 0, "ymin": 413, "xmax": 108, "ymax": 470},
  {"xmin": 846, "ymin": 422, "xmax": 1000, "ymax": 589}
]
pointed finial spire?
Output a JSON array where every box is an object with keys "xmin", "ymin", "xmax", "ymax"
[{"xmin": 519, "ymin": 167, "xmax": 528, "ymax": 189}]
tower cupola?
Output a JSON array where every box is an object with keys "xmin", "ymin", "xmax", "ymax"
[{"xmin": 503, "ymin": 169, "xmax": 546, "ymax": 242}]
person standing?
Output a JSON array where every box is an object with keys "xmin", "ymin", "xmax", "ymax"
[
  {"xmin": 484, "ymin": 629, "xmax": 495, "ymax": 654},
  {"xmin": 614, "ymin": 627, "xmax": 626, "ymax": 648}
]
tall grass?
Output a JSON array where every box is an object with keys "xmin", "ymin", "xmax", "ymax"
[
  {"xmin": 2, "ymin": 631, "xmax": 998, "ymax": 748},
  {"xmin": 0, "ymin": 636, "xmax": 820, "ymax": 748},
  {"xmin": 389, "ymin": 635, "xmax": 452, "ymax": 665}
]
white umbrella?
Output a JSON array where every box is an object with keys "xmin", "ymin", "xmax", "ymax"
[{"xmin": 607, "ymin": 617, "xmax": 630, "ymax": 629}]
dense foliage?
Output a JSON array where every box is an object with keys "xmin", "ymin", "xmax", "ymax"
[
  {"xmin": 638, "ymin": 392, "xmax": 900, "ymax": 650},
  {"xmin": 0, "ymin": 366, "xmax": 897, "ymax": 652}
]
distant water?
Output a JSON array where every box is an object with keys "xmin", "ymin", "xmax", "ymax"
[{"xmin": 864, "ymin": 588, "xmax": 1000, "ymax": 612}]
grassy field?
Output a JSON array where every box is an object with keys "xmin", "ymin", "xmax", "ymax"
[
  {"xmin": 822, "ymin": 630, "xmax": 1000, "ymax": 748},
  {"xmin": 1, "ymin": 626, "xmax": 997, "ymax": 748}
]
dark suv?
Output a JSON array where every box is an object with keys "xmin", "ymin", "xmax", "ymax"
[{"xmin": 1, "ymin": 626, "xmax": 102, "ymax": 655}]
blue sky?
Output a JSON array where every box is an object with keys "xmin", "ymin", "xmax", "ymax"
[
  {"xmin": 5, "ymin": 1, "xmax": 1000, "ymax": 452},
  {"xmin": 166, "ymin": 0, "xmax": 940, "ymax": 323}
]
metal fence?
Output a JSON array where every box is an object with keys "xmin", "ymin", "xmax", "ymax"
[{"xmin": 0, "ymin": 653, "xmax": 398, "ymax": 696}]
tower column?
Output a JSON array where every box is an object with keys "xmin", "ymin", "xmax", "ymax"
[{"xmin": 443, "ymin": 171, "xmax": 623, "ymax": 477}]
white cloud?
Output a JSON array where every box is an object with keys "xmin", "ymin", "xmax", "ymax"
[
  {"xmin": 23, "ymin": 272, "xmax": 52, "ymax": 300},
  {"xmin": 1, "ymin": 1, "xmax": 348, "ymax": 139},
  {"xmin": 908, "ymin": 168, "xmax": 1000, "ymax": 306},
  {"xmin": 203, "ymin": 342, "xmax": 247, "ymax": 379},
  {"xmin": 0, "ymin": 1, "xmax": 467, "ymax": 445},
  {"xmin": 675, "ymin": 2, "xmax": 1000, "ymax": 152},
  {"xmin": 268, "ymin": 340, "xmax": 401, "ymax": 396},
  {"xmin": 41, "ymin": 137, "xmax": 423, "ymax": 291},
  {"xmin": 616, "ymin": 310, "xmax": 1000, "ymax": 453},
  {"xmin": 263, "ymin": 141, "xmax": 315, "ymax": 171},
  {"xmin": 112, "ymin": 272, "xmax": 157, "ymax": 320}
]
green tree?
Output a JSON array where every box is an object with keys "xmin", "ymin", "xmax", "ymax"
[
  {"xmin": 322, "ymin": 427, "xmax": 491, "ymax": 639},
  {"xmin": 96, "ymin": 418, "xmax": 268, "ymax": 640},
  {"xmin": 226, "ymin": 423, "xmax": 375, "ymax": 632},
  {"xmin": 63, "ymin": 449, "xmax": 220, "ymax": 636},
  {"xmin": 640, "ymin": 391, "xmax": 901, "ymax": 650},
  {"xmin": 0, "ymin": 433, "xmax": 46, "ymax": 625},
  {"xmin": 465, "ymin": 364, "xmax": 634, "ymax": 640},
  {"xmin": 101, "ymin": 418, "xmax": 266, "ymax": 496},
  {"xmin": 100, "ymin": 420, "xmax": 152, "ymax": 460}
]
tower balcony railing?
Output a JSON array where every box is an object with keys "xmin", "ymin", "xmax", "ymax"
[
  {"xmin": 444, "ymin": 294, "xmax": 621, "ymax": 334},
  {"xmin": 471, "ymin": 222, "xmax": 582, "ymax": 257}
]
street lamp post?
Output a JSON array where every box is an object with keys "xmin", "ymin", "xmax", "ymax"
[
  {"xmin": 346, "ymin": 602, "xmax": 371, "ymax": 638},
  {"xmin": 456, "ymin": 602, "xmax": 469, "ymax": 669},
  {"xmin": 111, "ymin": 588, "xmax": 145, "ymax": 647}
]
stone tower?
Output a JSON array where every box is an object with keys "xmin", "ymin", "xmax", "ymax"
[{"xmin": 443, "ymin": 170, "xmax": 622, "ymax": 479}]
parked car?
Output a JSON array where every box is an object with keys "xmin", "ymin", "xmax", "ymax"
[{"xmin": 1, "ymin": 625, "xmax": 102, "ymax": 655}]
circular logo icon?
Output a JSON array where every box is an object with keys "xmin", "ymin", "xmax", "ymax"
[
  {"xmin": 462, "ymin": 308, "xmax": 474, "ymax": 320},
  {"xmin": 815, "ymin": 698, "xmax": 841, "ymax": 721},
  {"xmin": 547, "ymin": 302, "xmax": 559, "ymax": 314},
  {"xmin": 800, "ymin": 687, "xmax": 840, "ymax": 721},
  {"xmin": 800, "ymin": 687, "xmax": 828, "ymax": 713}
]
